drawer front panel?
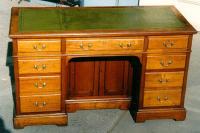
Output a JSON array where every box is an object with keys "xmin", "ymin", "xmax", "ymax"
[
  {"xmin": 148, "ymin": 36, "xmax": 188, "ymax": 50},
  {"xmin": 145, "ymin": 72, "xmax": 184, "ymax": 88},
  {"xmin": 19, "ymin": 75, "xmax": 61, "ymax": 96},
  {"xmin": 66, "ymin": 37, "xmax": 144, "ymax": 53},
  {"xmin": 18, "ymin": 58, "xmax": 61, "ymax": 74},
  {"xmin": 143, "ymin": 89, "xmax": 182, "ymax": 107},
  {"xmin": 146, "ymin": 54, "xmax": 186, "ymax": 70},
  {"xmin": 20, "ymin": 94, "xmax": 61, "ymax": 113},
  {"xmin": 18, "ymin": 39, "xmax": 61, "ymax": 52}
]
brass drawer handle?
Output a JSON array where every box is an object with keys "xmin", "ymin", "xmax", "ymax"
[
  {"xmin": 34, "ymin": 82, "xmax": 46, "ymax": 89},
  {"xmin": 164, "ymin": 96, "xmax": 168, "ymax": 101},
  {"xmin": 33, "ymin": 44, "xmax": 46, "ymax": 51},
  {"xmin": 33, "ymin": 64, "xmax": 47, "ymax": 70},
  {"xmin": 160, "ymin": 60, "xmax": 173, "ymax": 67},
  {"xmin": 80, "ymin": 42, "xmax": 93, "ymax": 50},
  {"xmin": 163, "ymin": 40, "xmax": 174, "ymax": 48},
  {"xmin": 157, "ymin": 96, "xmax": 169, "ymax": 102},
  {"xmin": 34, "ymin": 101, "xmax": 47, "ymax": 107},
  {"xmin": 158, "ymin": 78, "xmax": 169, "ymax": 83}
]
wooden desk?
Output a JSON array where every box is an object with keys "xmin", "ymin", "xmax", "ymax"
[{"xmin": 9, "ymin": 6, "xmax": 197, "ymax": 128}]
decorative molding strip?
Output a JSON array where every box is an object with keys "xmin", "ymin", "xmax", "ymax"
[{"xmin": 178, "ymin": 0, "xmax": 200, "ymax": 6}]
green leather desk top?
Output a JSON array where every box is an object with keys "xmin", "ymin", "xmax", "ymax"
[
  {"xmin": 9, "ymin": 6, "xmax": 197, "ymax": 38},
  {"xmin": 18, "ymin": 6, "xmax": 186, "ymax": 32}
]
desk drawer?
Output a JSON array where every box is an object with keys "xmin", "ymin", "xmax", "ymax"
[
  {"xmin": 18, "ymin": 39, "xmax": 61, "ymax": 52},
  {"xmin": 145, "ymin": 72, "xmax": 184, "ymax": 88},
  {"xmin": 146, "ymin": 54, "xmax": 186, "ymax": 70},
  {"xmin": 66, "ymin": 37, "xmax": 144, "ymax": 53},
  {"xmin": 20, "ymin": 94, "xmax": 61, "ymax": 113},
  {"xmin": 18, "ymin": 58, "xmax": 61, "ymax": 74},
  {"xmin": 19, "ymin": 75, "xmax": 61, "ymax": 96},
  {"xmin": 148, "ymin": 36, "xmax": 188, "ymax": 50},
  {"xmin": 143, "ymin": 89, "xmax": 182, "ymax": 107}
]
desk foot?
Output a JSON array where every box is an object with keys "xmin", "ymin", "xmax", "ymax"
[
  {"xmin": 14, "ymin": 113, "xmax": 68, "ymax": 128},
  {"xmin": 135, "ymin": 108, "xmax": 186, "ymax": 123}
]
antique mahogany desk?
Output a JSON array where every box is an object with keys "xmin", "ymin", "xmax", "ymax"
[{"xmin": 9, "ymin": 6, "xmax": 197, "ymax": 128}]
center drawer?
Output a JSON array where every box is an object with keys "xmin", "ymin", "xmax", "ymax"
[
  {"xmin": 66, "ymin": 37, "xmax": 144, "ymax": 54},
  {"xmin": 20, "ymin": 94, "xmax": 61, "ymax": 113},
  {"xmin": 19, "ymin": 75, "xmax": 61, "ymax": 96},
  {"xmin": 18, "ymin": 57, "xmax": 61, "ymax": 74}
]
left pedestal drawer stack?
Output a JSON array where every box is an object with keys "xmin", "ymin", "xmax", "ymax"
[{"xmin": 13, "ymin": 39, "xmax": 67, "ymax": 128}]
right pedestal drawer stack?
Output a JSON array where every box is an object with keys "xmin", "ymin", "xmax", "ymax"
[{"xmin": 144, "ymin": 35, "xmax": 189, "ymax": 108}]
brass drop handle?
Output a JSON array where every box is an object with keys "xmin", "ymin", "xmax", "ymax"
[
  {"xmin": 157, "ymin": 96, "xmax": 169, "ymax": 102},
  {"xmin": 163, "ymin": 40, "xmax": 174, "ymax": 48},
  {"xmin": 164, "ymin": 96, "xmax": 168, "ymax": 101},
  {"xmin": 34, "ymin": 82, "xmax": 46, "ymax": 89},
  {"xmin": 33, "ymin": 64, "xmax": 47, "ymax": 70},
  {"xmin": 34, "ymin": 101, "xmax": 47, "ymax": 107},
  {"xmin": 160, "ymin": 60, "xmax": 173, "ymax": 67},
  {"xmin": 33, "ymin": 44, "xmax": 46, "ymax": 50},
  {"xmin": 158, "ymin": 78, "xmax": 169, "ymax": 83}
]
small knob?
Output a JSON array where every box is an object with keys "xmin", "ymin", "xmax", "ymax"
[
  {"xmin": 127, "ymin": 42, "xmax": 132, "ymax": 47},
  {"xmin": 34, "ymin": 65, "xmax": 39, "ymax": 70},
  {"xmin": 42, "ymin": 44, "xmax": 46, "ymax": 49},
  {"xmin": 42, "ymin": 102, "xmax": 46, "ymax": 106},
  {"xmin": 34, "ymin": 82, "xmax": 38, "ymax": 88},
  {"xmin": 42, "ymin": 82, "xmax": 46, "ymax": 88},
  {"xmin": 42, "ymin": 64, "xmax": 46, "ymax": 69},
  {"xmin": 34, "ymin": 102, "xmax": 38, "ymax": 107},
  {"xmin": 80, "ymin": 43, "xmax": 84, "ymax": 49},
  {"xmin": 157, "ymin": 96, "xmax": 161, "ymax": 101},
  {"xmin": 33, "ymin": 45, "xmax": 37, "ymax": 50},
  {"xmin": 119, "ymin": 43, "xmax": 123, "ymax": 48},
  {"xmin": 164, "ymin": 96, "xmax": 168, "ymax": 101},
  {"xmin": 88, "ymin": 43, "xmax": 93, "ymax": 48}
]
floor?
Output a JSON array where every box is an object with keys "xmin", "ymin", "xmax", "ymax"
[{"xmin": 0, "ymin": 1, "xmax": 200, "ymax": 133}]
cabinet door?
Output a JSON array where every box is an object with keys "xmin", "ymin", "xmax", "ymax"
[
  {"xmin": 100, "ymin": 58, "xmax": 132, "ymax": 96},
  {"xmin": 69, "ymin": 58, "xmax": 99, "ymax": 97}
]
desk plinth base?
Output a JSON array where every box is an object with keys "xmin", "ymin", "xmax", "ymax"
[
  {"xmin": 66, "ymin": 97, "xmax": 131, "ymax": 113},
  {"xmin": 135, "ymin": 108, "xmax": 186, "ymax": 123},
  {"xmin": 14, "ymin": 113, "xmax": 68, "ymax": 129}
]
